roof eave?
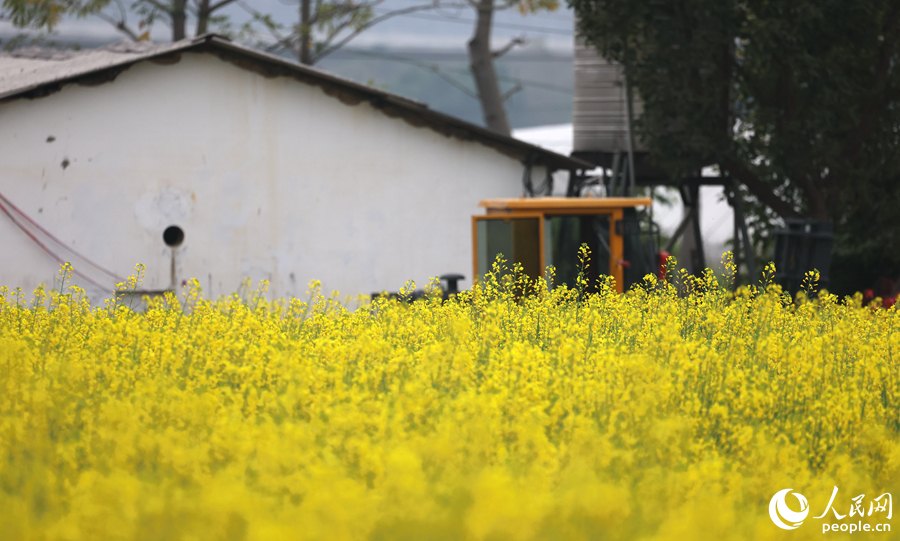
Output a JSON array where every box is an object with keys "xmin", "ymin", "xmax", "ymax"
[{"xmin": 1, "ymin": 34, "xmax": 591, "ymax": 171}]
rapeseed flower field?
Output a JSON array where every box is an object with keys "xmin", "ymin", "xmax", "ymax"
[{"xmin": 1, "ymin": 255, "xmax": 897, "ymax": 540}]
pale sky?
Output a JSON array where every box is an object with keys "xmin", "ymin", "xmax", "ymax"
[{"xmin": 0, "ymin": 0, "xmax": 575, "ymax": 53}]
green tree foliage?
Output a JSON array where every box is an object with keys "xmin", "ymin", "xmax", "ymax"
[{"xmin": 569, "ymin": 0, "xmax": 900, "ymax": 293}]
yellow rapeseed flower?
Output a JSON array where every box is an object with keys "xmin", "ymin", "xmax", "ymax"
[{"xmin": 0, "ymin": 255, "xmax": 897, "ymax": 540}]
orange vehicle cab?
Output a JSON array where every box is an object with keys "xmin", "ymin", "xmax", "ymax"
[{"xmin": 472, "ymin": 197, "xmax": 658, "ymax": 294}]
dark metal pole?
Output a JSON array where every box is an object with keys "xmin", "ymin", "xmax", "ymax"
[
  {"xmin": 731, "ymin": 183, "xmax": 757, "ymax": 280},
  {"xmin": 731, "ymin": 182, "xmax": 742, "ymax": 286},
  {"xmin": 609, "ymin": 151, "xmax": 621, "ymax": 197},
  {"xmin": 624, "ymin": 81, "xmax": 637, "ymax": 197},
  {"xmin": 688, "ymin": 183, "xmax": 705, "ymax": 274},
  {"xmin": 664, "ymin": 212, "xmax": 693, "ymax": 253}
]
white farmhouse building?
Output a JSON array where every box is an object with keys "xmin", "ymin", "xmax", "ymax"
[{"xmin": 0, "ymin": 35, "xmax": 586, "ymax": 301}]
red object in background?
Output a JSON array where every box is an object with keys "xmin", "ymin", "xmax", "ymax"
[
  {"xmin": 863, "ymin": 289, "xmax": 875, "ymax": 306},
  {"xmin": 875, "ymin": 277, "xmax": 896, "ymax": 299},
  {"xmin": 874, "ymin": 276, "xmax": 898, "ymax": 309},
  {"xmin": 658, "ymin": 251, "xmax": 671, "ymax": 281},
  {"xmin": 862, "ymin": 285, "xmax": 897, "ymax": 309}
]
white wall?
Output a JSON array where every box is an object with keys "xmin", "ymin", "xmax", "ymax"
[{"xmin": 0, "ymin": 53, "xmax": 536, "ymax": 301}]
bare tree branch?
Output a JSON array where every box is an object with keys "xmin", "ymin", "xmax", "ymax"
[
  {"xmin": 209, "ymin": 0, "xmax": 240, "ymax": 12},
  {"xmin": 141, "ymin": 0, "xmax": 170, "ymax": 14},
  {"xmin": 113, "ymin": 0, "xmax": 130, "ymax": 22},
  {"xmin": 313, "ymin": 3, "xmax": 444, "ymax": 63},
  {"xmin": 491, "ymin": 35, "xmax": 524, "ymax": 58},
  {"xmin": 430, "ymin": 66, "xmax": 479, "ymax": 98},
  {"xmin": 500, "ymin": 82, "xmax": 522, "ymax": 101},
  {"xmin": 720, "ymin": 156, "xmax": 801, "ymax": 219},
  {"xmin": 95, "ymin": 11, "xmax": 141, "ymax": 41}
]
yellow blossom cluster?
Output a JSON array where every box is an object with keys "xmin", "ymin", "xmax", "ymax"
[{"xmin": 0, "ymin": 256, "xmax": 898, "ymax": 540}]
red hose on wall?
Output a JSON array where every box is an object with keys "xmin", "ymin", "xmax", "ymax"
[{"xmin": 0, "ymin": 190, "xmax": 125, "ymax": 293}]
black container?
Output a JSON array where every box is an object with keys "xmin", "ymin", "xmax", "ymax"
[{"xmin": 773, "ymin": 219, "xmax": 834, "ymax": 296}]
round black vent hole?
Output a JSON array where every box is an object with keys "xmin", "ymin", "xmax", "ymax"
[{"xmin": 163, "ymin": 225, "xmax": 185, "ymax": 247}]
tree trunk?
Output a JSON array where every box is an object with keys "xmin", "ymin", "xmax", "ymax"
[
  {"xmin": 468, "ymin": 0, "xmax": 511, "ymax": 135},
  {"xmin": 196, "ymin": 0, "xmax": 211, "ymax": 36},
  {"xmin": 172, "ymin": 0, "xmax": 187, "ymax": 41},
  {"xmin": 299, "ymin": 0, "xmax": 312, "ymax": 65},
  {"xmin": 805, "ymin": 178, "xmax": 832, "ymax": 221}
]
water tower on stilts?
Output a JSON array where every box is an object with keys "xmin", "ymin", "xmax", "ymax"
[{"xmin": 567, "ymin": 35, "xmax": 758, "ymax": 281}]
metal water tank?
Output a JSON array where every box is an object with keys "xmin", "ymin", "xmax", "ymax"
[
  {"xmin": 573, "ymin": 36, "xmax": 645, "ymax": 156},
  {"xmin": 572, "ymin": 35, "xmax": 671, "ymax": 184}
]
